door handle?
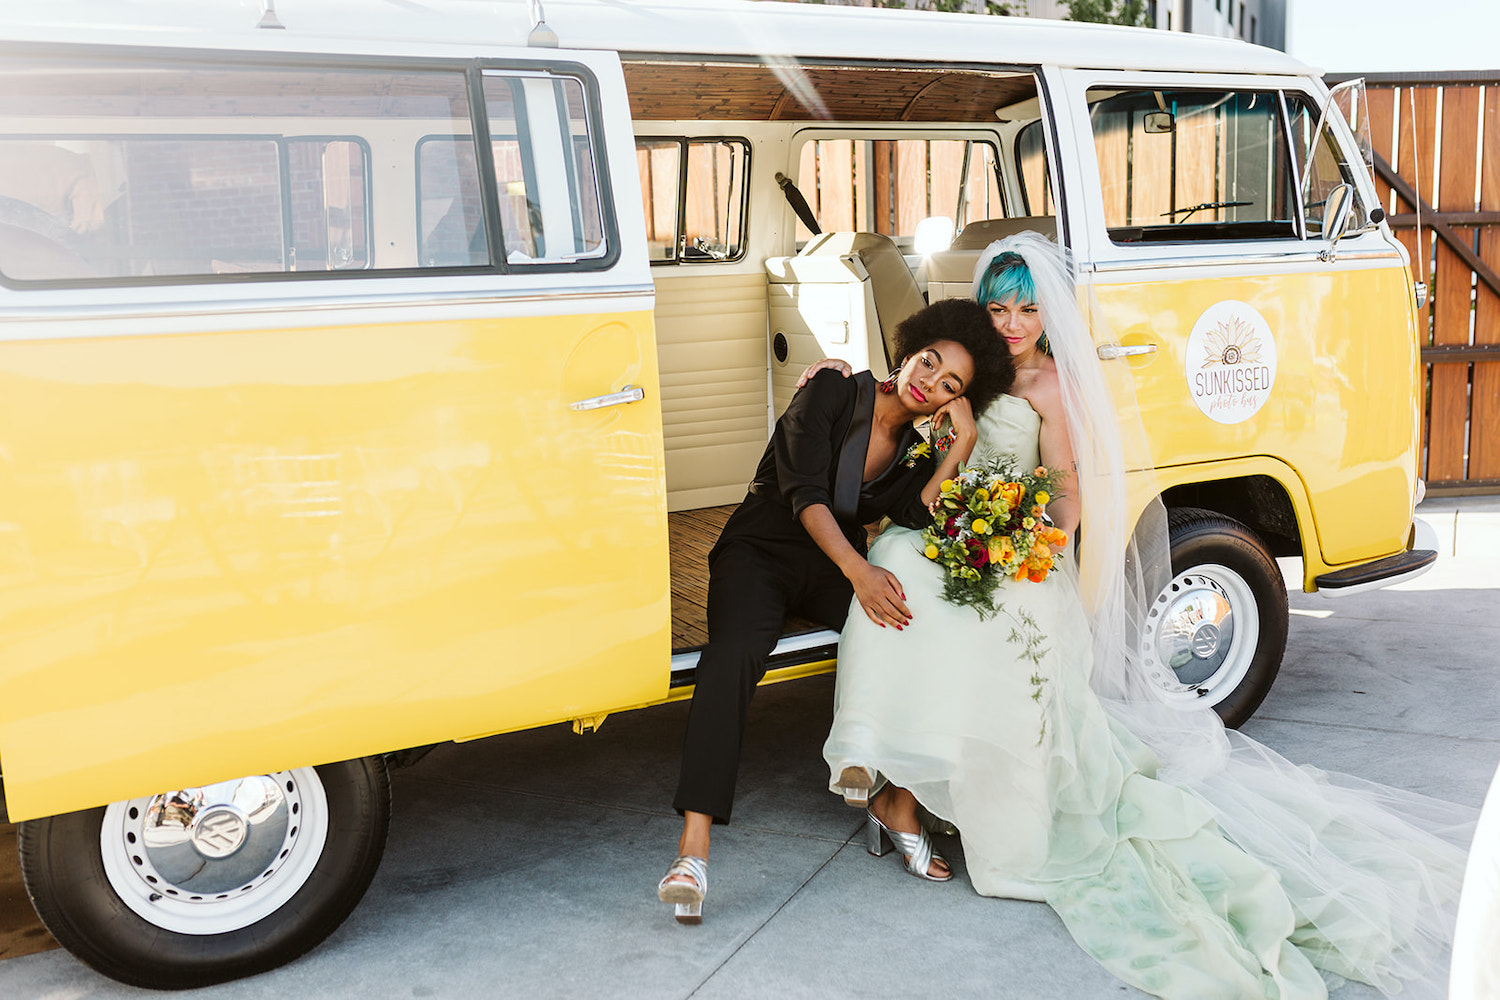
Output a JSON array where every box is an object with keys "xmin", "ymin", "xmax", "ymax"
[
  {"xmin": 569, "ymin": 385, "xmax": 646, "ymax": 411},
  {"xmin": 1096, "ymin": 343, "xmax": 1158, "ymax": 360}
]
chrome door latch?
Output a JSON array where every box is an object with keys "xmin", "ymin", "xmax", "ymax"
[
  {"xmin": 1096, "ymin": 343, "xmax": 1158, "ymax": 360},
  {"xmin": 570, "ymin": 385, "xmax": 646, "ymax": 411}
]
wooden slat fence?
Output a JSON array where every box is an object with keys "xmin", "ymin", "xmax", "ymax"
[{"xmin": 1353, "ymin": 72, "xmax": 1500, "ymax": 495}]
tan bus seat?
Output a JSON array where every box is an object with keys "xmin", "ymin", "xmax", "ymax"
[
  {"xmin": 927, "ymin": 221, "xmax": 1057, "ymax": 302},
  {"xmin": 765, "ymin": 231, "xmax": 926, "ymax": 418},
  {"xmin": 949, "ymin": 216, "xmax": 1056, "ymax": 250},
  {"xmin": 799, "ymin": 231, "xmax": 926, "ymax": 368}
]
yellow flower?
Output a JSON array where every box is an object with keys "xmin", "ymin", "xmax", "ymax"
[
  {"xmin": 974, "ymin": 487, "xmax": 989, "ymax": 501},
  {"xmin": 940, "ymin": 479, "xmax": 955, "ymax": 493},
  {"xmin": 1035, "ymin": 490, "xmax": 1050, "ymax": 505},
  {"xmin": 989, "ymin": 536, "xmax": 1015, "ymax": 564},
  {"xmin": 924, "ymin": 543, "xmax": 940, "ymax": 560},
  {"xmin": 972, "ymin": 518, "xmax": 990, "ymax": 535},
  {"xmin": 1023, "ymin": 516, "xmax": 1036, "ymax": 529}
]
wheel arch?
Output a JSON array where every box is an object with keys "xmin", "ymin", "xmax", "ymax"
[
  {"xmin": 1137, "ymin": 458, "xmax": 1319, "ymax": 569},
  {"xmin": 1161, "ymin": 474, "xmax": 1301, "ymax": 557}
]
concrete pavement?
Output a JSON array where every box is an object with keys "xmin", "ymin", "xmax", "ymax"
[{"xmin": 1, "ymin": 496, "xmax": 1497, "ymax": 999}]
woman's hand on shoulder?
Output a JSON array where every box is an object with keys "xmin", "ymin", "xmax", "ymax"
[{"xmin": 796, "ymin": 357, "xmax": 853, "ymax": 388}]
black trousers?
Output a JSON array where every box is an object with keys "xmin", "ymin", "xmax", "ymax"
[{"xmin": 672, "ymin": 503, "xmax": 856, "ymax": 824}]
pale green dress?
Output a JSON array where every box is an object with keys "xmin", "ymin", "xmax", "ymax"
[{"xmin": 824, "ymin": 394, "xmax": 1444, "ymax": 1000}]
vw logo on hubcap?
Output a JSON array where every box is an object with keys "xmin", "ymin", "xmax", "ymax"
[
  {"xmin": 1191, "ymin": 622, "xmax": 1222, "ymax": 658},
  {"xmin": 189, "ymin": 805, "xmax": 250, "ymax": 859}
]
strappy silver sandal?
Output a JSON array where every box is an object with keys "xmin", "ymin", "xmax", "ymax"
[
  {"xmin": 866, "ymin": 809, "xmax": 953, "ymax": 882},
  {"xmin": 657, "ymin": 854, "xmax": 708, "ymax": 924}
]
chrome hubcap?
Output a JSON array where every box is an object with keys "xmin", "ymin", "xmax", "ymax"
[
  {"xmin": 1141, "ymin": 563, "xmax": 1258, "ymax": 706},
  {"xmin": 100, "ymin": 768, "xmax": 329, "ymax": 935},
  {"xmin": 139, "ymin": 776, "xmax": 295, "ymax": 896}
]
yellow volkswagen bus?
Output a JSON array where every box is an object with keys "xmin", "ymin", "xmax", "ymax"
[{"xmin": 0, "ymin": 0, "xmax": 1433, "ymax": 986}]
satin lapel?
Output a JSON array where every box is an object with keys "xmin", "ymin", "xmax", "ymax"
[{"xmin": 832, "ymin": 371, "xmax": 876, "ymax": 523}]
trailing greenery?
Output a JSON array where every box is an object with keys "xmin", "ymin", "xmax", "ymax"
[{"xmin": 1059, "ymin": 0, "xmax": 1151, "ymax": 25}]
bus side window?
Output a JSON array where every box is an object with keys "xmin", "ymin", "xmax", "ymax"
[
  {"xmin": 793, "ymin": 138, "xmax": 1004, "ymax": 247},
  {"xmin": 417, "ymin": 137, "xmax": 489, "ymax": 268},
  {"xmin": 1285, "ymin": 94, "xmax": 1370, "ymax": 238},
  {"xmin": 634, "ymin": 137, "xmax": 749, "ymax": 264},
  {"xmin": 0, "ymin": 58, "xmax": 470, "ymax": 284},
  {"xmin": 290, "ymin": 138, "xmax": 370, "ymax": 271},
  {"xmin": 480, "ymin": 72, "xmax": 608, "ymax": 265},
  {"xmin": 1015, "ymin": 122, "xmax": 1055, "ymax": 217}
]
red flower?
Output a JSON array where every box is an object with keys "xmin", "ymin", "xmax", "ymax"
[
  {"xmin": 945, "ymin": 517, "xmax": 960, "ymax": 537},
  {"xmin": 965, "ymin": 538, "xmax": 989, "ymax": 568}
]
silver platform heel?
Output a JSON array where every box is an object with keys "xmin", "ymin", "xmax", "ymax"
[
  {"xmin": 835, "ymin": 765, "xmax": 877, "ymax": 807},
  {"xmin": 657, "ymin": 854, "xmax": 708, "ymax": 924},
  {"xmin": 866, "ymin": 810, "xmax": 953, "ymax": 882}
]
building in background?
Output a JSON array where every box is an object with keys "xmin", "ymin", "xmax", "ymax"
[
  {"xmin": 767, "ymin": 1, "xmax": 1285, "ymax": 50},
  {"xmin": 1169, "ymin": 0, "xmax": 1284, "ymax": 49}
]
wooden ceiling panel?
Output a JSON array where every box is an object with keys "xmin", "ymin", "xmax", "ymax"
[{"xmin": 624, "ymin": 63, "xmax": 1034, "ymax": 123}]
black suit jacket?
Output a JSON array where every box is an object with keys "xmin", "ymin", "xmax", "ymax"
[{"xmin": 721, "ymin": 369, "xmax": 935, "ymax": 557}]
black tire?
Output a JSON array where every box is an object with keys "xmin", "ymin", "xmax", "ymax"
[
  {"xmin": 1140, "ymin": 507, "xmax": 1289, "ymax": 728},
  {"xmin": 17, "ymin": 756, "xmax": 390, "ymax": 990}
]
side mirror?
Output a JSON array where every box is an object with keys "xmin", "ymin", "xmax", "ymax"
[{"xmin": 1323, "ymin": 183, "xmax": 1354, "ymax": 246}]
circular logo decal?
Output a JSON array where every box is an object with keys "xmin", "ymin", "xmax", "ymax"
[{"xmin": 1185, "ymin": 301, "xmax": 1277, "ymax": 424}]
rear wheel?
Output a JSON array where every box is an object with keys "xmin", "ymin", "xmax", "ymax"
[
  {"xmin": 18, "ymin": 756, "xmax": 389, "ymax": 989},
  {"xmin": 1140, "ymin": 508, "xmax": 1289, "ymax": 728}
]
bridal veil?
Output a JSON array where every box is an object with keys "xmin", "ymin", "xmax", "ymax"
[{"xmin": 972, "ymin": 232, "xmax": 1474, "ymax": 998}]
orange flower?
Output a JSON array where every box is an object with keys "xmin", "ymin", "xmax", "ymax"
[
  {"xmin": 1034, "ymin": 466, "xmax": 1048, "ymax": 477},
  {"xmin": 988, "ymin": 536, "xmax": 1015, "ymax": 565}
]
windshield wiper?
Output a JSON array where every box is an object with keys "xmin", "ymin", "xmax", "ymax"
[{"xmin": 1161, "ymin": 200, "xmax": 1252, "ymax": 222}]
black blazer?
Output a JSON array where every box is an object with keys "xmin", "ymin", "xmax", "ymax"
[{"xmin": 726, "ymin": 369, "xmax": 936, "ymax": 555}]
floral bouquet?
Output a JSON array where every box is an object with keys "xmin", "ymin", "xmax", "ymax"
[{"xmin": 919, "ymin": 457, "xmax": 1069, "ymax": 619}]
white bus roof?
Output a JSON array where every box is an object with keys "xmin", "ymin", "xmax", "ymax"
[{"xmin": 1, "ymin": 0, "xmax": 1317, "ymax": 77}]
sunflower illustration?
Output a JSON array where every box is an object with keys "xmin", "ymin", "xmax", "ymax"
[{"xmin": 1200, "ymin": 315, "xmax": 1263, "ymax": 369}]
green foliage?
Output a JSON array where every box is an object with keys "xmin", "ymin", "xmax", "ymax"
[
  {"xmin": 764, "ymin": 0, "xmax": 1030, "ymax": 11},
  {"xmin": 872, "ymin": 0, "xmax": 973, "ymax": 9},
  {"xmin": 1060, "ymin": 0, "xmax": 1151, "ymax": 25}
]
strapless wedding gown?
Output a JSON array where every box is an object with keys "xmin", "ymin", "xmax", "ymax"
[{"xmin": 824, "ymin": 394, "xmax": 1461, "ymax": 1000}]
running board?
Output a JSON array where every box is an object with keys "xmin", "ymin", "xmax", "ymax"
[
  {"xmin": 669, "ymin": 629, "xmax": 841, "ymax": 688},
  {"xmin": 1315, "ymin": 548, "xmax": 1437, "ymax": 597}
]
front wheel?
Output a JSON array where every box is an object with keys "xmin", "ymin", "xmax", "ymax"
[
  {"xmin": 1139, "ymin": 507, "xmax": 1289, "ymax": 728},
  {"xmin": 18, "ymin": 756, "xmax": 390, "ymax": 989}
]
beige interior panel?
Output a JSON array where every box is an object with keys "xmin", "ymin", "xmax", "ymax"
[
  {"xmin": 926, "ymin": 249, "xmax": 982, "ymax": 302},
  {"xmin": 765, "ymin": 252, "xmax": 887, "ymax": 420},
  {"xmin": 654, "ymin": 271, "xmax": 769, "ymax": 511}
]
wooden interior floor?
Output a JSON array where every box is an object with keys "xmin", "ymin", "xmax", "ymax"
[
  {"xmin": 668, "ymin": 504, "xmax": 825, "ymax": 651},
  {"xmin": 668, "ymin": 504, "xmax": 734, "ymax": 650}
]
